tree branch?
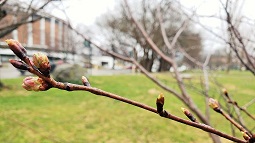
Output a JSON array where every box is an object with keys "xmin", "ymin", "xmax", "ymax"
[{"xmin": 5, "ymin": 39, "xmax": 248, "ymax": 143}]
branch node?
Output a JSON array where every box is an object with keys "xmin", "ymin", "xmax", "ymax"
[{"xmin": 64, "ymin": 82, "xmax": 72, "ymax": 91}]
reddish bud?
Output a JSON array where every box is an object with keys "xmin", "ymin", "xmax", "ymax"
[
  {"xmin": 9, "ymin": 59, "xmax": 28, "ymax": 70},
  {"xmin": 5, "ymin": 39, "xmax": 27, "ymax": 60},
  {"xmin": 22, "ymin": 76, "xmax": 50, "ymax": 91},
  {"xmin": 81, "ymin": 76, "xmax": 91, "ymax": 87},
  {"xmin": 32, "ymin": 52, "xmax": 51, "ymax": 76}
]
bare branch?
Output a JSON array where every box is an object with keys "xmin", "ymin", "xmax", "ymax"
[
  {"xmin": 221, "ymin": 0, "xmax": 255, "ymax": 71},
  {"xmin": 6, "ymin": 39, "xmax": 248, "ymax": 143},
  {"xmin": 0, "ymin": 0, "xmax": 53, "ymax": 38},
  {"xmin": 242, "ymin": 98, "xmax": 255, "ymax": 110},
  {"xmin": 177, "ymin": 46, "xmax": 203, "ymax": 67},
  {"xmin": 222, "ymin": 89, "xmax": 255, "ymax": 121}
]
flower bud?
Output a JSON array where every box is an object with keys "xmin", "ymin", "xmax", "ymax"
[
  {"xmin": 181, "ymin": 107, "xmax": 197, "ymax": 122},
  {"xmin": 222, "ymin": 88, "xmax": 229, "ymax": 98},
  {"xmin": 156, "ymin": 93, "xmax": 164, "ymax": 113},
  {"xmin": 22, "ymin": 76, "xmax": 50, "ymax": 91},
  {"xmin": 156, "ymin": 93, "xmax": 164, "ymax": 105},
  {"xmin": 32, "ymin": 52, "xmax": 51, "ymax": 76},
  {"xmin": 209, "ymin": 98, "xmax": 221, "ymax": 113},
  {"xmin": 241, "ymin": 131, "xmax": 250, "ymax": 140},
  {"xmin": 9, "ymin": 59, "xmax": 29, "ymax": 70},
  {"xmin": 81, "ymin": 76, "xmax": 91, "ymax": 87},
  {"xmin": 5, "ymin": 39, "xmax": 27, "ymax": 60}
]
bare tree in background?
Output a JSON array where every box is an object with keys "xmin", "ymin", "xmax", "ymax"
[
  {"xmin": 222, "ymin": 0, "xmax": 255, "ymax": 75},
  {"xmin": 183, "ymin": 0, "xmax": 255, "ymax": 75},
  {"xmin": 0, "ymin": 0, "xmax": 56, "ymax": 38},
  {"xmin": 96, "ymin": 0, "xmax": 202, "ymax": 72},
  {"xmin": 2, "ymin": 0, "xmax": 254, "ymax": 142},
  {"xmin": 81, "ymin": 0, "xmax": 255, "ymax": 142}
]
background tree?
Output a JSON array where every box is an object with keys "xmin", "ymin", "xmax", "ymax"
[
  {"xmin": 0, "ymin": 0, "xmax": 64, "ymax": 90},
  {"xmin": 97, "ymin": 0, "xmax": 202, "ymax": 72},
  {"xmin": 83, "ymin": 0, "xmax": 255, "ymax": 142},
  {"xmin": 0, "ymin": 0, "xmax": 57, "ymax": 38}
]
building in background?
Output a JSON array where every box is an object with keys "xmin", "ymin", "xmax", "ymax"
[
  {"xmin": 0, "ymin": 2, "xmax": 81, "ymax": 63},
  {"xmin": 0, "ymin": 1, "xmax": 122, "ymax": 70}
]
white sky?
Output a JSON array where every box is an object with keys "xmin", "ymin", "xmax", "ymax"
[
  {"xmin": 56, "ymin": 0, "xmax": 255, "ymax": 25},
  {"xmin": 52, "ymin": 0, "xmax": 116, "ymax": 26},
  {"xmin": 50, "ymin": 0, "xmax": 255, "ymax": 52}
]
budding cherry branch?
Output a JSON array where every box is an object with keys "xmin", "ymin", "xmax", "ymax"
[{"xmin": 5, "ymin": 39, "xmax": 253, "ymax": 143}]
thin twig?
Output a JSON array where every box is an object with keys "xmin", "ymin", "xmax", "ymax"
[
  {"xmin": 242, "ymin": 98, "xmax": 255, "ymax": 110},
  {"xmin": 223, "ymin": 90, "xmax": 255, "ymax": 121}
]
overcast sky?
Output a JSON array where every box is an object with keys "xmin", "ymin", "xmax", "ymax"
[
  {"xmin": 50, "ymin": 0, "xmax": 115, "ymax": 26},
  {"xmin": 49, "ymin": 0, "xmax": 255, "ymax": 52},
  {"xmin": 54, "ymin": 0, "xmax": 255, "ymax": 25}
]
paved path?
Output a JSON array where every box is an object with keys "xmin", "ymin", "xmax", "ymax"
[
  {"xmin": 0, "ymin": 63, "xmax": 32, "ymax": 79},
  {"xmin": 0, "ymin": 63, "xmax": 133, "ymax": 79}
]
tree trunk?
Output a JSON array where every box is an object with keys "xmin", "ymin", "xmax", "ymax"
[
  {"xmin": 0, "ymin": 80, "xmax": 3, "ymax": 89},
  {"xmin": 140, "ymin": 58, "xmax": 154, "ymax": 72},
  {"xmin": 112, "ymin": 57, "xmax": 115, "ymax": 69},
  {"xmin": 158, "ymin": 57, "xmax": 171, "ymax": 72},
  {"xmin": 226, "ymin": 50, "xmax": 232, "ymax": 74},
  {"xmin": 140, "ymin": 49, "xmax": 155, "ymax": 72}
]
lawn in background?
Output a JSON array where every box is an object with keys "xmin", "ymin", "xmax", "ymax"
[{"xmin": 0, "ymin": 71, "xmax": 254, "ymax": 143}]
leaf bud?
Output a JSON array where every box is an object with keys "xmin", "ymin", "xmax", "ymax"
[
  {"xmin": 181, "ymin": 107, "xmax": 197, "ymax": 122},
  {"xmin": 209, "ymin": 98, "xmax": 222, "ymax": 113},
  {"xmin": 156, "ymin": 93, "xmax": 164, "ymax": 113},
  {"xmin": 5, "ymin": 39, "xmax": 27, "ymax": 60},
  {"xmin": 9, "ymin": 59, "xmax": 28, "ymax": 70},
  {"xmin": 81, "ymin": 76, "xmax": 91, "ymax": 87}
]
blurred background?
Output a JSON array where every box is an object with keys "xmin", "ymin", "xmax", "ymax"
[{"xmin": 0, "ymin": 0, "xmax": 255, "ymax": 143}]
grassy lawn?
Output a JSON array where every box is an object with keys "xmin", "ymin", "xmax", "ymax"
[{"xmin": 0, "ymin": 71, "xmax": 254, "ymax": 143}]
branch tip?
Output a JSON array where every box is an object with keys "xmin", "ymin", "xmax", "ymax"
[
  {"xmin": 5, "ymin": 39, "xmax": 27, "ymax": 60},
  {"xmin": 222, "ymin": 88, "xmax": 229, "ymax": 98},
  {"xmin": 156, "ymin": 93, "xmax": 164, "ymax": 105},
  {"xmin": 209, "ymin": 98, "xmax": 222, "ymax": 113},
  {"xmin": 9, "ymin": 59, "xmax": 29, "ymax": 71}
]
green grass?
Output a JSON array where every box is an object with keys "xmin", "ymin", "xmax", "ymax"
[{"xmin": 0, "ymin": 71, "xmax": 254, "ymax": 143}]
